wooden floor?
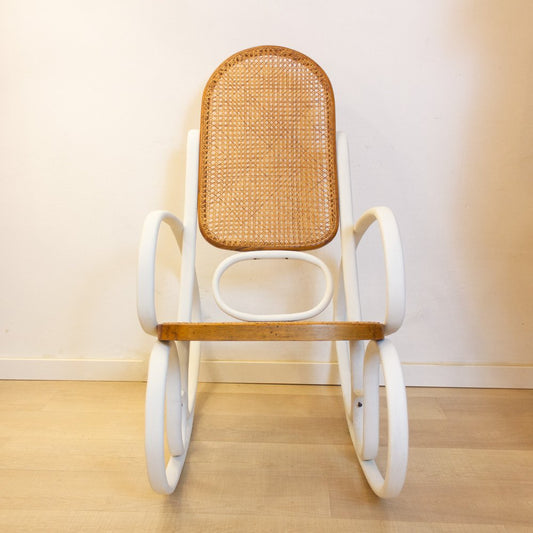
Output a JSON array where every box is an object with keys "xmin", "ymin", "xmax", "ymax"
[{"xmin": 0, "ymin": 381, "xmax": 532, "ymax": 532}]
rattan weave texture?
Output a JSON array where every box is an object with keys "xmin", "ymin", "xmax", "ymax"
[{"xmin": 199, "ymin": 46, "xmax": 338, "ymax": 251}]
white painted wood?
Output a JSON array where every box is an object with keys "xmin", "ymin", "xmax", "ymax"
[
  {"xmin": 137, "ymin": 130, "xmax": 201, "ymax": 335},
  {"xmin": 145, "ymin": 341, "xmax": 193, "ymax": 494},
  {"xmin": 137, "ymin": 210, "xmax": 184, "ymax": 335},
  {"xmin": 138, "ymin": 131, "xmax": 203, "ymax": 494},
  {"xmin": 334, "ymin": 133, "xmax": 408, "ymax": 496},
  {"xmin": 353, "ymin": 207, "xmax": 406, "ymax": 335},
  {"xmin": 351, "ymin": 340, "xmax": 408, "ymax": 498},
  {"xmin": 212, "ymin": 251, "xmax": 334, "ymax": 322}
]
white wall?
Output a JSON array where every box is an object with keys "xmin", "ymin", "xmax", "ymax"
[{"xmin": 1, "ymin": 0, "xmax": 532, "ymax": 386}]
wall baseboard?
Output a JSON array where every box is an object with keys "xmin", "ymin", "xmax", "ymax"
[
  {"xmin": 1, "ymin": 358, "xmax": 531, "ymax": 388},
  {"xmin": 199, "ymin": 360, "xmax": 533, "ymax": 388},
  {"xmin": 0, "ymin": 358, "xmax": 148, "ymax": 381}
]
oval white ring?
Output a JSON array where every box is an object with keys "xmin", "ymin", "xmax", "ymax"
[{"xmin": 212, "ymin": 251, "xmax": 334, "ymax": 322}]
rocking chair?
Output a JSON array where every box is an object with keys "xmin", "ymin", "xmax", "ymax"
[{"xmin": 137, "ymin": 46, "xmax": 408, "ymax": 498}]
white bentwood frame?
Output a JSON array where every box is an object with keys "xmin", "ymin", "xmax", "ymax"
[{"xmin": 137, "ymin": 130, "xmax": 408, "ymax": 498}]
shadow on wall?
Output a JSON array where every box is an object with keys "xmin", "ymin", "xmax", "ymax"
[{"xmin": 457, "ymin": 1, "xmax": 533, "ymax": 362}]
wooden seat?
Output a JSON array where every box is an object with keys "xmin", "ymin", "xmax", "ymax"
[{"xmin": 157, "ymin": 321, "xmax": 384, "ymax": 342}]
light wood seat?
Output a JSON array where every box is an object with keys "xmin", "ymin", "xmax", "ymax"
[{"xmin": 157, "ymin": 321, "xmax": 384, "ymax": 342}]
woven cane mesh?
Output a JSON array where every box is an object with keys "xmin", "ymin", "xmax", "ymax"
[{"xmin": 199, "ymin": 46, "xmax": 338, "ymax": 251}]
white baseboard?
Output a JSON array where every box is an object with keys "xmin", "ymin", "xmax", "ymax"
[
  {"xmin": 199, "ymin": 360, "xmax": 533, "ymax": 388},
  {"xmin": 400, "ymin": 362, "xmax": 533, "ymax": 389},
  {"xmin": 1, "ymin": 357, "xmax": 531, "ymax": 388},
  {"xmin": 0, "ymin": 358, "xmax": 148, "ymax": 381}
]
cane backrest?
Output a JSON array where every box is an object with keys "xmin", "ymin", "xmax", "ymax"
[{"xmin": 199, "ymin": 46, "xmax": 338, "ymax": 251}]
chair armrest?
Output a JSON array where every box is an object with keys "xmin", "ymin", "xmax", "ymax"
[
  {"xmin": 137, "ymin": 210, "xmax": 184, "ymax": 336},
  {"xmin": 354, "ymin": 207, "xmax": 405, "ymax": 335}
]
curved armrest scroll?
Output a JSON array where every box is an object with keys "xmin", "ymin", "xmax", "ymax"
[
  {"xmin": 354, "ymin": 207, "xmax": 405, "ymax": 335},
  {"xmin": 137, "ymin": 211, "xmax": 184, "ymax": 336}
]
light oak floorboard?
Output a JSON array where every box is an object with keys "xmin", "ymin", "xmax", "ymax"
[{"xmin": 0, "ymin": 381, "xmax": 531, "ymax": 532}]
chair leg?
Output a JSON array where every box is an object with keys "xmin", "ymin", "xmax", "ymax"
[
  {"xmin": 145, "ymin": 340, "xmax": 199, "ymax": 494},
  {"xmin": 343, "ymin": 339, "xmax": 408, "ymax": 498},
  {"xmin": 334, "ymin": 264, "xmax": 408, "ymax": 497}
]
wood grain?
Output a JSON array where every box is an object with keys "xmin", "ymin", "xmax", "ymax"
[
  {"xmin": 157, "ymin": 321, "xmax": 384, "ymax": 341},
  {"xmin": 0, "ymin": 381, "xmax": 531, "ymax": 532}
]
